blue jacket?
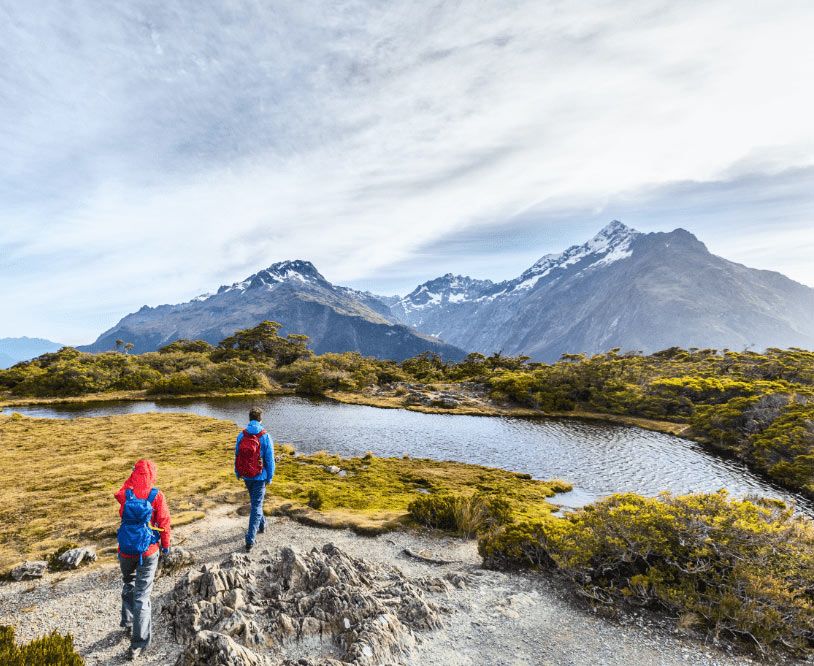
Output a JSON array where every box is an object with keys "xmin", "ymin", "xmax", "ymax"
[{"xmin": 235, "ymin": 420, "xmax": 275, "ymax": 483}]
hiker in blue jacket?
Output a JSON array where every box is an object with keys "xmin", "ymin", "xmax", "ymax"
[{"xmin": 234, "ymin": 407, "xmax": 275, "ymax": 552}]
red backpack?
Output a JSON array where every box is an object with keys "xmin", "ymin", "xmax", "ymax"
[{"xmin": 236, "ymin": 429, "xmax": 265, "ymax": 478}]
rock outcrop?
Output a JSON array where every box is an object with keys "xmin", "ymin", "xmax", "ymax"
[{"xmin": 167, "ymin": 544, "xmax": 462, "ymax": 665}]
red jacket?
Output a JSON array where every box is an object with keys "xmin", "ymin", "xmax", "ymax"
[{"xmin": 114, "ymin": 459, "xmax": 171, "ymax": 558}]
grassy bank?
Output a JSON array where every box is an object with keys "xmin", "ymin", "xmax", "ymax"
[
  {"xmin": 0, "ymin": 412, "xmax": 569, "ymax": 574},
  {"xmin": 326, "ymin": 390, "xmax": 691, "ymax": 436},
  {"xmin": 0, "ymin": 388, "xmax": 279, "ymax": 409}
]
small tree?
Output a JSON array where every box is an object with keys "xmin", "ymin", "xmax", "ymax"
[
  {"xmin": 124, "ymin": 342, "xmax": 134, "ymax": 354},
  {"xmin": 114, "ymin": 338, "xmax": 124, "ymax": 353},
  {"xmin": 216, "ymin": 321, "xmax": 311, "ymax": 366}
]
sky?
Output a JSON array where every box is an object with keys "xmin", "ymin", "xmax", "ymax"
[{"xmin": 1, "ymin": 1, "xmax": 813, "ymax": 344}]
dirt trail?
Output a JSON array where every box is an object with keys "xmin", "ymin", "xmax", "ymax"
[{"xmin": 0, "ymin": 506, "xmax": 777, "ymax": 665}]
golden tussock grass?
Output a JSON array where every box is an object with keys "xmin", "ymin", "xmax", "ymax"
[{"xmin": 0, "ymin": 412, "xmax": 569, "ymax": 573}]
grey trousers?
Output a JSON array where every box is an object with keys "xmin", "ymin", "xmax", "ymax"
[{"xmin": 119, "ymin": 552, "xmax": 159, "ymax": 649}]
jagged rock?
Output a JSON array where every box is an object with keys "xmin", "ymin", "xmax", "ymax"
[
  {"xmin": 57, "ymin": 546, "xmax": 97, "ymax": 569},
  {"xmin": 10, "ymin": 560, "xmax": 47, "ymax": 581},
  {"xmin": 161, "ymin": 547, "xmax": 196, "ymax": 575},
  {"xmin": 166, "ymin": 544, "xmax": 450, "ymax": 665},
  {"xmin": 175, "ymin": 630, "xmax": 271, "ymax": 666}
]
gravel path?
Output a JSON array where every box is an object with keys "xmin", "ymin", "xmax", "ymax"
[{"xmin": 0, "ymin": 506, "xmax": 790, "ymax": 665}]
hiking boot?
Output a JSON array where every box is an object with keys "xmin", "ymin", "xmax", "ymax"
[
  {"xmin": 122, "ymin": 625, "xmax": 132, "ymax": 638},
  {"xmin": 128, "ymin": 646, "xmax": 144, "ymax": 661},
  {"xmin": 245, "ymin": 542, "xmax": 253, "ymax": 553}
]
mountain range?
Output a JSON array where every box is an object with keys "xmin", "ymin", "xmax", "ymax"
[
  {"xmin": 79, "ymin": 260, "xmax": 465, "ymax": 361},
  {"xmin": 0, "ymin": 337, "xmax": 64, "ymax": 369},
  {"xmin": 79, "ymin": 222, "xmax": 814, "ymax": 362},
  {"xmin": 392, "ymin": 221, "xmax": 814, "ymax": 359}
]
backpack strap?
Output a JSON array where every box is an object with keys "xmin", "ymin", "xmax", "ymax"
[
  {"xmin": 147, "ymin": 488, "xmax": 159, "ymax": 504},
  {"xmin": 125, "ymin": 488, "xmax": 135, "ymax": 501},
  {"xmin": 258, "ymin": 430, "xmax": 266, "ymax": 437}
]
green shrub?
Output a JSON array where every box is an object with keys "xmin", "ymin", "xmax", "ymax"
[
  {"xmin": 0, "ymin": 625, "xmax": 84, "ymax": 665},
  {"xmin": 307, "ymin": 489, "xmax": 323, "ymax": 510},
  {"xmin": 478, "ymin": 491, "xmax": 814, "ymax": 655},
  {"xmin": 296, "ymin": 368, "xmax": 327, "ymax": 396}
]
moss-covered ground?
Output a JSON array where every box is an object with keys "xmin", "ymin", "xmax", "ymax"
[{"xmin": 0, "ymin": 412, "xmax": 569, "ymax": 573}]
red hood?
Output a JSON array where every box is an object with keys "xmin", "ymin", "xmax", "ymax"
[{"xmin": 115, "ymin": 459, "xmax": 157, "ymax": 503}]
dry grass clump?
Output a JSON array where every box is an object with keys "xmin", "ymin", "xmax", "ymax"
[
  {"xmin": 0, "ymin": 625, "xmax": 84, "ymax": 665},
  {"xmin": 0, "ymin": 412, "xmax": 569, "ymax": 572}
]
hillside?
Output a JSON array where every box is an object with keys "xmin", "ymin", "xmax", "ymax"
[{"xmin": 0, "ymin": 337, "xmax": 63, "ymax": 369}]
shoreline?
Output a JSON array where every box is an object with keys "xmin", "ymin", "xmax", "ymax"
[
  {"xmin": 0, "ymin": 387, "xmax": 289, "ymax": 409},
  {"xmin": 0, "ymin": 385, "xmax": 691, "ymax": 437},
  {"xmin": 324, "ymin": 390, "xmax": 692, "ymax": 436}
]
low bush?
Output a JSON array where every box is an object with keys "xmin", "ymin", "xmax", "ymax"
[
  {"xmin": 0, "ymin": 625, "xmax": 84, "ymax": 665},
  {"xmin": 478, "ymin": 491, "xmax": 814, "ymax": 655},
  {"xmin": 409, "ymin": 492, "xmax": 513, "ymax": 537},
  {"xmin": 306, "ymin": 489, "xmax": 323, "ymax": 510}
]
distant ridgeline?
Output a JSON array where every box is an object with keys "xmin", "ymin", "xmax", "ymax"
[
  {"xmin": 77, "ymin": 259, "xmax": 464, "ymax": 362},
  {"xmin": 1, "ymin": 328, "xmax": 813, "ymax": 499},
  {"xmin": 391, "ymin": 221, "xmax": 814, "ymax": 360},
  {"xmin": 0, "ymin": 337, "xmax": 63, "ymax": 369},
  {"xmin": 76, "ymin": 223, "xmax": 814, "ymax": 363}
]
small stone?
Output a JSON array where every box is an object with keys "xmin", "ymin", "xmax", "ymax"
[
  {"xmin": 11, "ymin": 561, "xmax": 48, "ymax": 581},
  {"xmin": 325, "ymin": 465, "xmax": 341, "ymax": 475}
]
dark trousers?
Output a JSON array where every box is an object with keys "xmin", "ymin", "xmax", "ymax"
[
  {"xmin": 119, "ymin": 552, "xmax": 159, "ymax": 649},
  {"xmin": 245, "ymin": 479, "xmax": 267, "ymax": 545}
]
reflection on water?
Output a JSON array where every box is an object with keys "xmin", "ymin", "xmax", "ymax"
[{"xmin": 5, "ymin": 396, "xmax": 811, "ymax": 513}]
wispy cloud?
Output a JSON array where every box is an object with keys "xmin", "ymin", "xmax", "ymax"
[{"xmin": 1, "ymin": 1, "xmax": 813, "ymax": 342}]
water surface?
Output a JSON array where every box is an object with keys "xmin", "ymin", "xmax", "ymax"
[{"xmin": 6, "ymin": 396, "xmax": 810, "ymax": 513}]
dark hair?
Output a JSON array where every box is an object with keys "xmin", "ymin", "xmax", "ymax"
[{"xmin": 249, "ymin": 408, "xmax": 262, "ymax": 422}]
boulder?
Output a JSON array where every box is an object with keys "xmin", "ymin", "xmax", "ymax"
[
  {"xmin": 324, "ymin": 465, "xmax": 341, "ymax": 475},
  {"xmin": 56, "ymin": 546, "xmax": 97, "ymax": 570},
  {"xmin": 160, "ymin": 547, "xmax": 196, "ymax": 576},
  {"xmin": 10, "ymin": 560, "xmax": 47, "ymax": 581}
]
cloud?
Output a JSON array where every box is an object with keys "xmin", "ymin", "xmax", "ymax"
[
  {"xmin": 358, "ymin": 166, "xmax": 814, "ymax": 294},
  {"xmin": 1, "ymin": 1, "xmax": 813, "ymax": 342}
]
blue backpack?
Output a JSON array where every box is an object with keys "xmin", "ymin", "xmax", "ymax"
[{"xmin": 117, "ymin": 488, "xmax": 161, "ymax": 563}]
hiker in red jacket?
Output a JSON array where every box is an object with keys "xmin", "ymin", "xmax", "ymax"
[{"xmin": 114, "ymin": 459, "xmax": 171, "ymax": 661}]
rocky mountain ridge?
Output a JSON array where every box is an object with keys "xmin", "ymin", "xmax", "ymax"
[
  {"xmin": 390, "ymin": 221, "xmax": 814, "ymax": 360},
  {"xmin": 79, "ymin": 260, "xmax": 464, "ymax": 361}
]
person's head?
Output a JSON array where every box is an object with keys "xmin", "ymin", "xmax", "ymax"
[{"xmin": 249, "ymin": 407, "xmax": 262, "ymax": 422}]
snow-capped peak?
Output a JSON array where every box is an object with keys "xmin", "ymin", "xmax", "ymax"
[
  {"xmin": 512, "ymin": 220, "xmax": 640, "ymax": 291},
  {"xmin": 396, "ymin": 274, "xmax": 496, "ymax": 312},
  {"xmin": 217, "ymin": 260, "xmax": 328, "ymax": 295}
]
